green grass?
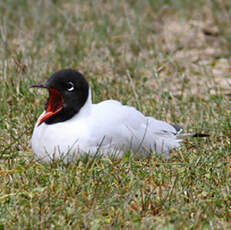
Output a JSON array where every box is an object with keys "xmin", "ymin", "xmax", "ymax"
[{"xmin": 0, "ymin": 0, "xmax": 231, "ymax": 229}]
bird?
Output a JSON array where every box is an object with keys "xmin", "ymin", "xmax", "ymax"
[{"xmin": 31, "ymin": 69, "xmax": 207, "ymax": 162}]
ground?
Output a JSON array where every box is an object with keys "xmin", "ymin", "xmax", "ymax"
[{"xmin": 0, "ymin": 0, "xmax": 230, "ymax": 229}]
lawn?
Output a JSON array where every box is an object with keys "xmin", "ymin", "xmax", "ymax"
[{"xmin": 0, "ymin": 0, "xmax": 231, "ymax": 229}]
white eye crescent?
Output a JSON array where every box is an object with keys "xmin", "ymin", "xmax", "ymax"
[{"xmin": 67, "ymin": 81, "xmax": 75, "ymax": 92}]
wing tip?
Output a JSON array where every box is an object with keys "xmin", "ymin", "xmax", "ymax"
[
  {"xmin": 171, "ymin": 124, "xmax": 183, "ymax": 134},
  {"xmin": 192, "ymin": 133, "xmax": 210, "ymax": 138}
]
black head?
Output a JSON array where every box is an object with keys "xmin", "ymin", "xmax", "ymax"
[{"xmin": 31, "ymin": 69, "xmax": 89, "ymax": 125}]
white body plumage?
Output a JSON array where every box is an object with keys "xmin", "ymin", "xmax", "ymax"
[{"xmin": 31, "ymin": 90, "xmax": 181, "ymax": 162}]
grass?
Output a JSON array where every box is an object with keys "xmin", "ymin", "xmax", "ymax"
[{"xmin": 0, "ymin": 0, "xmax": 231, "ymax": 229}]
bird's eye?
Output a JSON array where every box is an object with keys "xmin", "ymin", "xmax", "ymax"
[{"xmin": 66, "ymin": 81, "xmax": 75, "ymax": 92}]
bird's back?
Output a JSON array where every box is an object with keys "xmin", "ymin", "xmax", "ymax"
[{"xmin": 89, "ymin": 100, "xmax": 181, "ymax": 157}]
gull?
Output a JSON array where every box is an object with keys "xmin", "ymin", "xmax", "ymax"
[{"xmin": 31, "ymin": 69, "xmax": 207, "ymax": 162}]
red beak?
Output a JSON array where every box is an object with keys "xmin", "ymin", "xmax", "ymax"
[
  {"xmin": 30, "ymin": 83, "xmax": 47, "ymax": 89},
  {"xmin": 31, "ymin": 83, "xmax": 64, "ymax": 126}
]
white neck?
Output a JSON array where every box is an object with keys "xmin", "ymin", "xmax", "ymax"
[{"xmin": 70, "ymin": 88, "xmax": 92, "ymax": 121}]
